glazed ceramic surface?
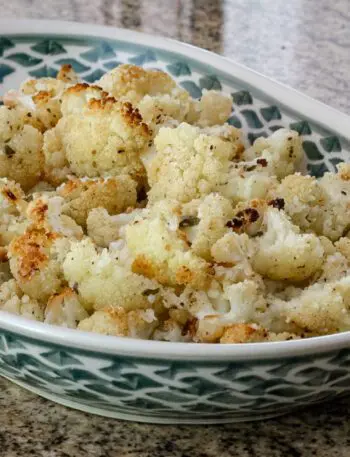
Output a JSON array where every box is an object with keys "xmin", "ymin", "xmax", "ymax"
[{"xmin": 1, "ymin": 19, "xmax": 350, "ymax": 424}]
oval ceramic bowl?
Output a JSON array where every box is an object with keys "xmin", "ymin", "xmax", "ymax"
[{"xmin": 1, "ymin": 19, "xmax": 350, "ymax": 424}]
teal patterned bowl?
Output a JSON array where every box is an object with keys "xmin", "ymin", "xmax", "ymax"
[{"xmin": 1, "ymin": 19, "xmax": 350, "ymax": 424}]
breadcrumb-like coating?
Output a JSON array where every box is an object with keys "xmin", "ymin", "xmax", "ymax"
[
  {"xmin": 0, "ymin": 105, "xmax": 44, "ymax": 190},
  {"xmin": 58, "ymin": 175, "xmax": 137, "ymax": 227}
]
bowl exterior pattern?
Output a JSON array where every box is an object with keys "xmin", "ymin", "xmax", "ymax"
[
  {"xmin": 1, "ymin": 33, "xmax": 350, "ymax": 423},
  {"xmin": 1, "ymin": 330, "xmax": 350, "ymax": 423}
]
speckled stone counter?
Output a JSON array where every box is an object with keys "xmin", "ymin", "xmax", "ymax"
[{"xmin": 1, "ymin": 1, "xmax": 350, "ymax": 456}]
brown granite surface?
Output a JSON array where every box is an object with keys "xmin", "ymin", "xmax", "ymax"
[{"xmin": 1, "ymin": 1, "xmax": 350, "ymax": 456}]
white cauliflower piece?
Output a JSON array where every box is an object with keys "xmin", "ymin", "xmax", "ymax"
[
  {"xmin": 180, "ymin": 193, "xmax": 234, "ymax": 261},
  {"xmin": 252, "ymin": 207, "xmax": 324, "ymax": 281},
  {"xmin": 0, "ymin": 279, "xmax": 44, "ymax": 321},
  {"xmin": 63, "ymin": 238, "xmax": 163, "ymax": 312},
  {"xmin": 44, "ymin": 287, "xmax": 88, "ymax": 328},
  {"xmin": 0, "ymin": 105, "xmax": 44, "ymax": 190},
  {"xmin": 125, "ymin": 201, "xmax": 212, "ymax": 288},
  {"xmin": 243, "ymin": 128, "xmax": 303, "ymax": 179},
  {"xmin": 274, "ymin": 164, "xmax": 350, "ymax": 241},
  {"xmin": 195, "ymin": 280, "xmax": 267, "ymax": 342},
  {"xmin": 58, "ymin": 175, "xmax": 137, "ymax": 227},
  {"xmin": 148, "ymin": 123, "xmax": 242, "ymax": 204},
  {"xmin": 269, "ymin": 276, "xmax": 350, "ymax": 334}
]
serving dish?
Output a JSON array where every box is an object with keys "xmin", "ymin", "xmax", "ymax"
[{"xmin": 1, "ymin": 18, "xmax": 350, "ymax": 424}]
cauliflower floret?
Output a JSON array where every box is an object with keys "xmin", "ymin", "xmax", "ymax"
[
  {"xmin": 87, "ymin": 208, "xmax": 142, "ymax": 247},
  {"xmin": 269, "ymin": 276, "xmax": 350, "ymax": 335},
  {"xmin": 0, "ymin": 105, "xmax": 44, "ymax": 190},
  {"xmin": 274, "ymin": 165, "xmax": 350, "ymax": 241},
  {"xmin": 0, "ymin": 178, "xmax": 29, "ymax": 246},
  {"xmin": 180, "ymin": 193, "xmax": 234, "ymax": 261},
  {"xmin": 225, "ymin": 199, "xmax": 267, "ymax": 236},
  {"xmin": 152, "ymin": 318, "xmax": 193, "ymax": 342},
  {"xmin": 98, "ymin": 64, "xmax": 176, "ymax": 104},
  {"xmin": 252, "ymin": 207, "xmax": 324, "ymax": 281},
  {"xmin": 0, "ymin": 279, "xmax": 44, "ymax": 321},
  {"xmin": 78, "ymin": 306, "xmax": 158, "ymax": 339},
  {"xmin": 4, "ymin": 66, "xmax": 78, "ymax": 133},
  {"xmin": 8, "ymin": 227, "xmax": 71, "ymax": 302},
  {"xmin": 148, "ymin": 123, "xmax": 242, "ymax": 204},
  {"xmin": 243, "ymin": 128, "xmax": 303, "ymax": 179},
  {"xmin": 125, "ymin": 201, "xmax": 212, "ymax": 289},
  {"xmin": 194, "ymin": 280, "xmax": 267, "ymax": 342},
  {"xmin": 271, "ymin": 174, "xmax": 325, "ymax": 231},
  {"xmin": 315, "ymin": 163, "xmax": 350, "ymax": 240},
  {"xmin": 58, "ymin": 175, "xmax": 137, "ymax": 227},
  {"xmin": 63, "ymin": 238, "xmax": 163, "ymax": 312},
  {"xmin": 138, "ymin": 88, "xmax": 194, "ymax": 129},
  {"xmin": 26, "ymin": 195, "xmax": 83, "ymax": 240},
  {"xmin": 44, "ymin": 85, "xmax": 150, "ymax": 186},
  {"xmin": 195, "ymin": 90, "xmax": 232, "ymax": 127},
  {"xmin": 44, "ymin": 287, "xmax": 88, "ymax": 328}
]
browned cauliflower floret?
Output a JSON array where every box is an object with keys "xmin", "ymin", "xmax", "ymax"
[
  {"xmin": 8, "ymin": 227, "xmax": 70, "ymax": 302},
  {"xmin": 180, "ymin": 193, "xmax": 234, "ymax": 261},
  {"xmin": 44, "ymin": 287, "xmax": 88, "ymax": 328},
  {"xmin": 78, "ymin": 306, "xmax": 158, "ymax": 338},
  {"xmin": 252, "ymin": 207, "xmax": 324, "ymax": 281},
  {"xmin": 98, "ymin": 64, "xmax": 176, "ymax": 104},
  {"xmin": 0, "ymin": 178, "xmax": 29, "ymax": 246},
  {"xmin": 26, "ymin": 195, "xmax": 84, "ymax": 239},
  {"xmin": 4, "ymin": 66, "xmax": 78, "ymax": 133},
  {"xmin": 225, "ymin": 199, "xmax": 267, "ymax": 237},
  {"xmin": 63, "ymin": 238, "xmax": 163, "ymax": 312},
  {"xmin": 44, "ymin": 84, "xmax": 150, "ymax": 186},
  {"xmin": 58, "ymin": 175, "xmax": 137, "ymax": 227},
  {"xmin": 0, "ymin": 105, "xmax": 44, "ymax": 190},
  {"xmin": 148, "ymin": 123, "xmax": 242, "ymax": 204},
  {"xmin": 0, "ymin": 278, "xmax": 44, "ymax": 320},
  {"xmin": 243, "ymin": 128, "xmax": 303, "ymax": 179},
  {"xmin": 125, "ymin": 201, "xmax": 212, "ymax": 289}
]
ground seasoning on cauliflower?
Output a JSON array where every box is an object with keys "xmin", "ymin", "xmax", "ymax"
[{"xmin": 1, "ymin": 63, "xmax": 350, "ymax": 343}]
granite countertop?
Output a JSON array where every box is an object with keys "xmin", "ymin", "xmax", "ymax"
[{"xmin": 1, "ymin": 0, "xmax": 350, "ymax": 456}]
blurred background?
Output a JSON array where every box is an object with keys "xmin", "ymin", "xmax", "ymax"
[{"xmin": 0, "ymin": 0, "xmax": 348, "ymax": 113}]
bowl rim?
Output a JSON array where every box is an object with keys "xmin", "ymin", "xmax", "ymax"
[{"xmin": 1, "ymin": 18, "xmax": 350, "ymax": 361}]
